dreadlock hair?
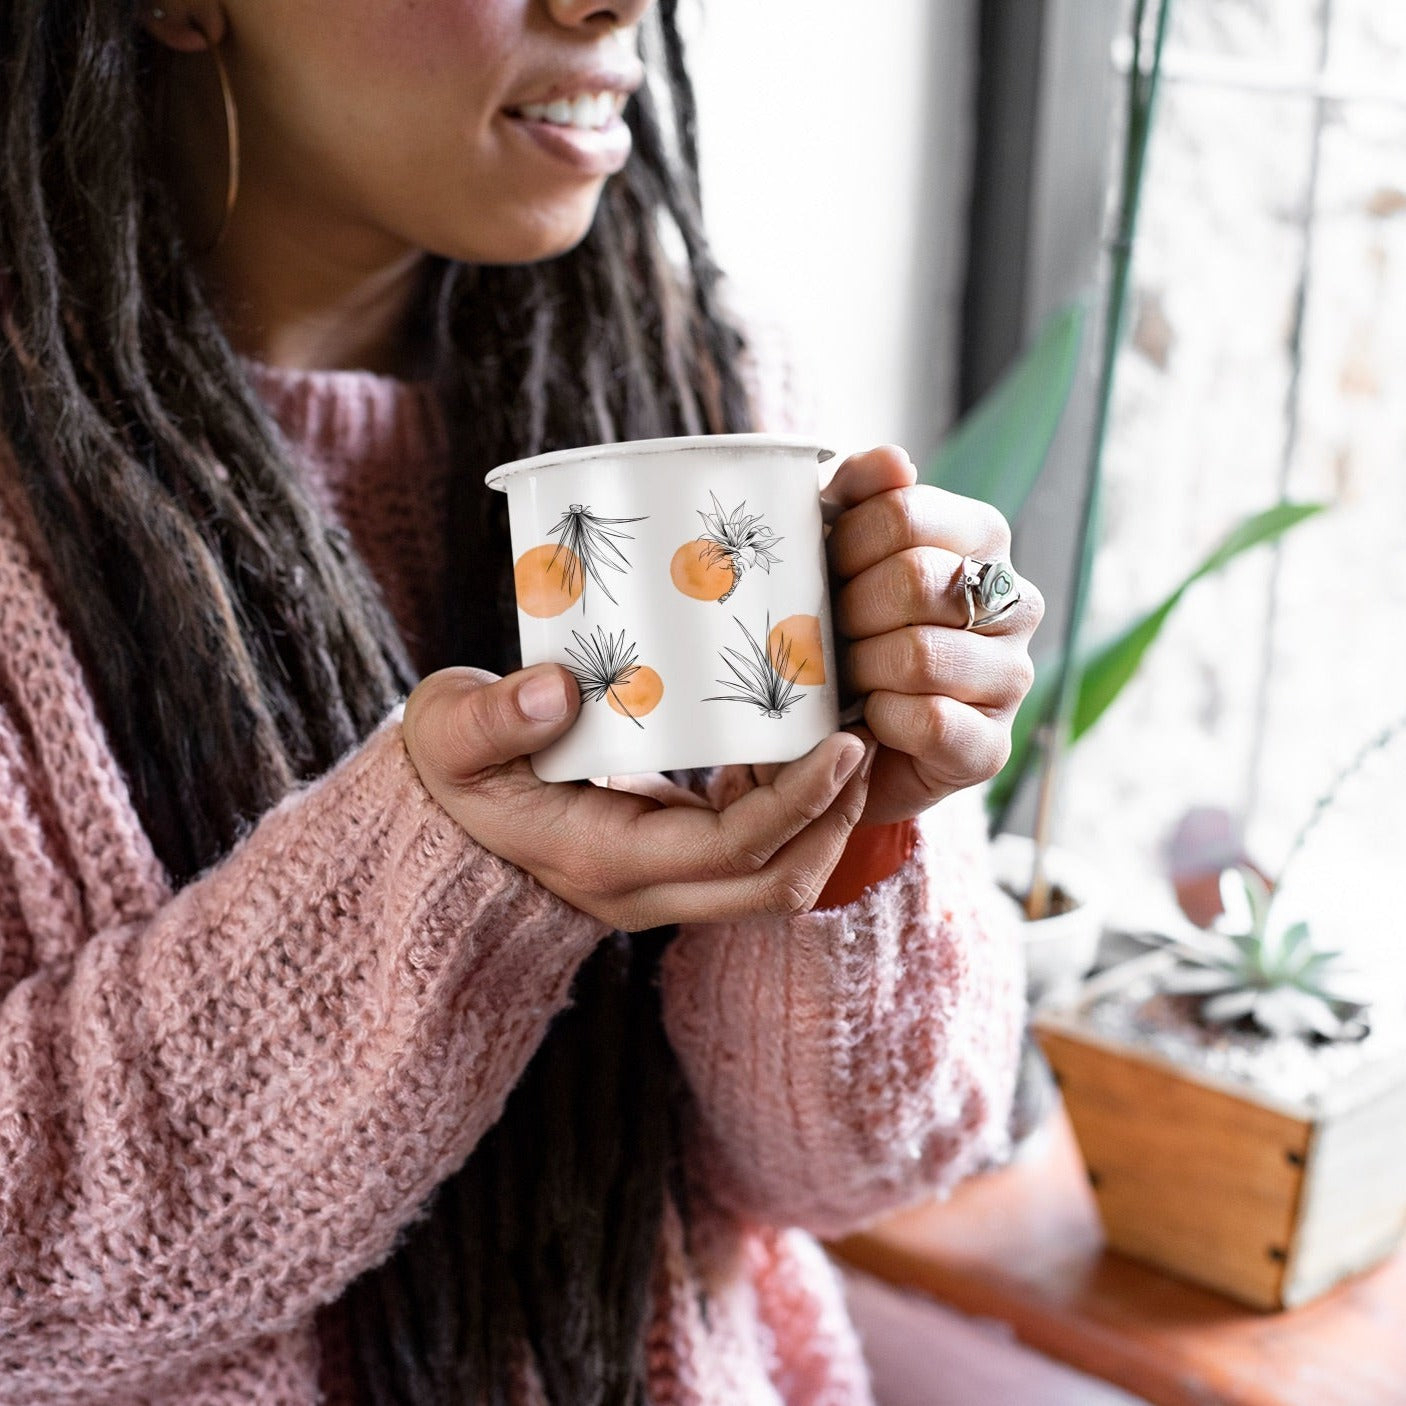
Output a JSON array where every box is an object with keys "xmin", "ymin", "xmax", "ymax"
[{"xmin": 0, "ymin": 2, "xmax": 755, "ymax": 1402}]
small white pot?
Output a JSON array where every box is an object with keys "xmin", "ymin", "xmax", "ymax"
[
  {"xmin": 485, "ymin": 435, "xmax": 842, "ymax": 782},
  {"xmin": 990, "ymin": 832, "xmax": 1108, "ymax": 1005}
]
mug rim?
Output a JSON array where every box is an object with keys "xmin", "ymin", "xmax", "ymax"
[{"xmin": 484, "ymin": 432, "xmax": 837, "ymax": 492}]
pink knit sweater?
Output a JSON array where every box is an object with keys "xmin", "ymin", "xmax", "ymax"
[{"xmin": 0, "ymin": 359, "xmax": 1026, "ymax": 1406}]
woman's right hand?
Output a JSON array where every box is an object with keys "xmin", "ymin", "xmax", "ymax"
[{"xmin": 402, "ymin": 664, "xmax": 875, "ymax": 932}]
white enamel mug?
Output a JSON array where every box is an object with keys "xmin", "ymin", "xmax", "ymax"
[{"xmin": 485, "ymin": 434, "xmax": 843, "ymax": 782}]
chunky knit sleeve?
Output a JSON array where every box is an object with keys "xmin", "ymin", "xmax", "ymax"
[
  {"xmin": 659, "ymin": 781, "xmax": 1026, "ymax": 1240},
  {"xmin": 0, "ymin": 502, "xmax": 610, "ymax": 1399}
]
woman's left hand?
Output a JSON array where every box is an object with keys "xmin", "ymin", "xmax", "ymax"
[{"xmin": 821, "ymin": 444, "xmax": 1044, "ymax": 828}]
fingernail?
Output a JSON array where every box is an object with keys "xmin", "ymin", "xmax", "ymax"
[
  {"xmin": 859, "ymin": 742, "xmax": 879, "ymax": 780},
  {"xmin": 833, "ymin": 743, "xmax": 864, "ymax": 788},
  {"xmin": 518, "ymin": 672, "xmax": 569, "ymax": 722}
]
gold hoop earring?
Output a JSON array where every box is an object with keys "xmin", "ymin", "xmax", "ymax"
[{"xmin": 188, "ymin": 17, "xmax": 239, "ymax": 254}]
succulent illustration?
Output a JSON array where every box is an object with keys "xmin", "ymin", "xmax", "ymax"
[
  {"xmin": 694, "ymin": 493, "xmax": 784, "ymax": 603},
  {"xmin": 563, "ymin": 626, "xmax": 661, "ymax": 728},
  {"xmin": 1139, "ymin": 866, "xmax": 1371, "ymax": 1041},
  {"xmin": 546, "ymin": 504, "xmax": 648, "ymax": 610},
  {"xmin": 703, "ymin": 613, "xmax": 806, "ymax": 719}
]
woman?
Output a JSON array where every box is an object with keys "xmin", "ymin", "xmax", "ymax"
[{"xmin": 0, "ymin": 1, "xmax": 1042, "ymax": 1403}]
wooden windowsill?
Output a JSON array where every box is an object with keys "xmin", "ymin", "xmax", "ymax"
[{"xmin": 826, "ymin": 1104, "xmax": 1406, "ymax": 1406}]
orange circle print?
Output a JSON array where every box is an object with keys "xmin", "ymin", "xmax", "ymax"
[
  {"xmin": 768, "ymin": 614, "xmax": 826, "ymax": 686},
  {"xmin": 670, "ymin": 539, "xmax": 736, "ymax": 602},
  {"xmin": 607, "ymin": 665, "xmax": 664, "ymax": 720},
  {"xmin": 514, "ymin": 543, "xmax": 584, "ymax": 618}
]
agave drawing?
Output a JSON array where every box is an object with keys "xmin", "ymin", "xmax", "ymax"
[
  {"xmin": 695, "ymin": 493, "xmax": 784, "ymax": 603},
  {"xmin": 703, "ymin": 613, "xmax": 806, "ymax": 719},
  {"xmin": 563, "ymin": 626, "xmax": 648, "ymax": 728},
  {"xmin": 547, "ymin": 503, "xmax": 648, "ymax": 610},
  {"xmin": 1136, "ymin": 867, "xmax": 1372, "ymax": 1041}
]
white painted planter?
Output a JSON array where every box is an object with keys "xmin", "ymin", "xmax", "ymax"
[
  {"xmin": 990, "ymin": 832, "xmax": 1108, "ymax": 1006},
  {"xmin": 486, "ymin": 435, "xmax": 841, "ymax": 782}
]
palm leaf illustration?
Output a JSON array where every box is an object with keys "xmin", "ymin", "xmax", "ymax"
[
  {"xmin": 703, "ymin": 613, "xmax": 806, "ymax": 719},
  {"xmin": 696, "ymin": 492, "xmax": 784, "ymax": 603},
  {"xmin": 563, "ymin": 626, "xmax": 646, "ymax": 728},
  {"xmin": 547, "ymin": 503, "xmax": 648, "ymax": 610}
]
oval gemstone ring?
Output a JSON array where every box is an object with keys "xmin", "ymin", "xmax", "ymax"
[{"xmin": 959, "ymin": 557, "xmax": 1021, "ymax": 631}]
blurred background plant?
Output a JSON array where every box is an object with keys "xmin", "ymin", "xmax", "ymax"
[
  {"xmin": 1132, "ymin": 862, "xmax": 1372, "ymax": 1039},
  {"xmin": 692, "ymin": 0, "xmax": 1406, "ymax": 985},
  {"xmin": 917, "ymin": 0, "xmax": 1325, "ymax": 932}
]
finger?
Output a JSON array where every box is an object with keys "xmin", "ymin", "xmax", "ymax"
[
  {"xmin": 834, "ymin": 546, "xmax": 971, "ymax": 637},
  {"xmin": 405, "ymin": 667, "xmax": 700, "ymax": 882},
  {"xmin": 738, "ymin": 740, "xmax": 870, "ymax": 789},
  {"xmin": 524, "ymin": 733, "xmax": 863, "ymax": 897},
  {"xmin": 703, "ymin": 731, "xmax": 868, "ymax": 869},
  {"xmin": 477, "ymin": 729, "xmax": 868, "ymax": 900},
  {"xmin": 631, "ymin": 744, "xmax": 877, "ymax": 926},
  {"xmin": 590, "ymin": 772, "xmax": 714, "ymax": 808},
  {"xmin": 819, "ymin": 444, "xmax": 916, "ymax": 525},
  {"xmin": 624, "ymin": 732, "xmax": 867, "ymax": 886},
  {"xmin": 403, "ymin": 663, "xmax": 581, "ymax": 787},
  {"xmin": 844, "ymin": 625, "xmax": 1036, "ymax": 712},
  {"xmin": 826, "ymin": 483, "xmax": 1013, "ymax": 580},
  {"xmin": 862, "ymin": 690, "xmax": 1013, "ymax": 789}
]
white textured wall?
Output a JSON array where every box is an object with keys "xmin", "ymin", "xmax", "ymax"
[
  {"xmin": 687, "ymin": 1, "xmax": 976, "ymax": 466},
  {"xmin": 1068, "ymin": 0, "xmax": 1406, "ymax": 984}
]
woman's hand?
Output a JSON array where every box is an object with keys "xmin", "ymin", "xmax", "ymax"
[
  {"xmin": 822, "ymin": 444, "xmax": 1044, "ymax": 827},
  {"xmin": 402, "ymin": 665, "xmax": 876, "ymax": 932}
]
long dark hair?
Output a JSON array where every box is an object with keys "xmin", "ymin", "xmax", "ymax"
[{"xmin": 0, "ymin": 2, "xmax": 754, "ymax": 1402}]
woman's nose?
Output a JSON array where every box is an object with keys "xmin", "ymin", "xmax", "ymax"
[{"xmin": 545, "ymin": 0, "xmax": 656, "ymax": 32}]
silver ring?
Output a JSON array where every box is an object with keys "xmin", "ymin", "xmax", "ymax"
[{"xmin": 959, "ymin": 557, "xmax": 1021, "ymax": 631}]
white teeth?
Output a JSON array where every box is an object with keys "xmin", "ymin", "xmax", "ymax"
[
  {"xmin": 574, "ymin": 93, "xmax": 612, "ymax": 127},
  {"xmin": 514, "ymin": 92, "xmax": 621, "ymax": 130}
]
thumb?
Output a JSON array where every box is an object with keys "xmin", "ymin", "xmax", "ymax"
[{"xmin": 402, "ymin": 663, "xmax": 581, "ymax": 789}]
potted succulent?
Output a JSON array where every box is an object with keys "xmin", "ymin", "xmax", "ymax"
[{"xmin": 1033, "ymin": 714, "xmax": 1406, "ymax": 1309}]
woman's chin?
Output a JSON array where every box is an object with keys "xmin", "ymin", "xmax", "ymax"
[{"xmin": 433, "ymin": 198, "xmax": 605, "ymax": 267}]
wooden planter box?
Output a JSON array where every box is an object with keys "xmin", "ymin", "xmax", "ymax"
[{"xmin": 1033, "ymin": 966, "xmax": 1406, "ymax": 1311}]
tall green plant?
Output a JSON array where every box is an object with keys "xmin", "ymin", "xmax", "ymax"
[
  {"xmin": 921, "ymin": 301, "xmax": 1086, "ymax": 517},
  {"xmin": 921, "ymin": 313, "xmax": 1324, "ymax": 840},
  {"xmin": 1017, "ymin": 0, "xmax": 1176, "ymax": 917},
  {"xmin": 919, "ymin": 0, "xmax": 1326, "ymax": 898},
  {"xmin": 984, "ymin": 501, "xmax": 1326, "ymax": 820}
]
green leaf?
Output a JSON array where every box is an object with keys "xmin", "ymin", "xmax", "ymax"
[
  {"xmin": 1278, "ymin": 920, "xmax": 1313, "ymax": 964},
  {"xmin": 986, "ymin": 501, "xmax": 1327, "ymax": 819},
  {"xmin": 1226, "ymin": 930, "xmax": 1263, "ymax": 965},
  {"xmin": 1244, "ymin": 869, "xmax": 1274, "ymax": 926},
  {"xmin": 924, "ymin": 302, "xmax": 1086, "ymax": 523},
  {"xmin": 1181, "ymin": 503, "xmax": 1327, "ymax": 588},
  {"xmin": 1071, "ymin": 504, "xmax": 1326, "ymax": 742},
  {"xmin": 1069, "ymin": 599, "xmax": 1177, "ymax": 742},
  {"xmin": 1295, "ymin": 949, "xmax": 1346, "ymax": 986}
]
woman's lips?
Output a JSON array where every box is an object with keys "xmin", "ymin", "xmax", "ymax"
[
  {"xmin": 501, "ymin": 65, "xmax": 641, "ymax": 176},
  {"xmin": 501, "ymin": 111, "xmax": 633, "ymax": 177}
]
